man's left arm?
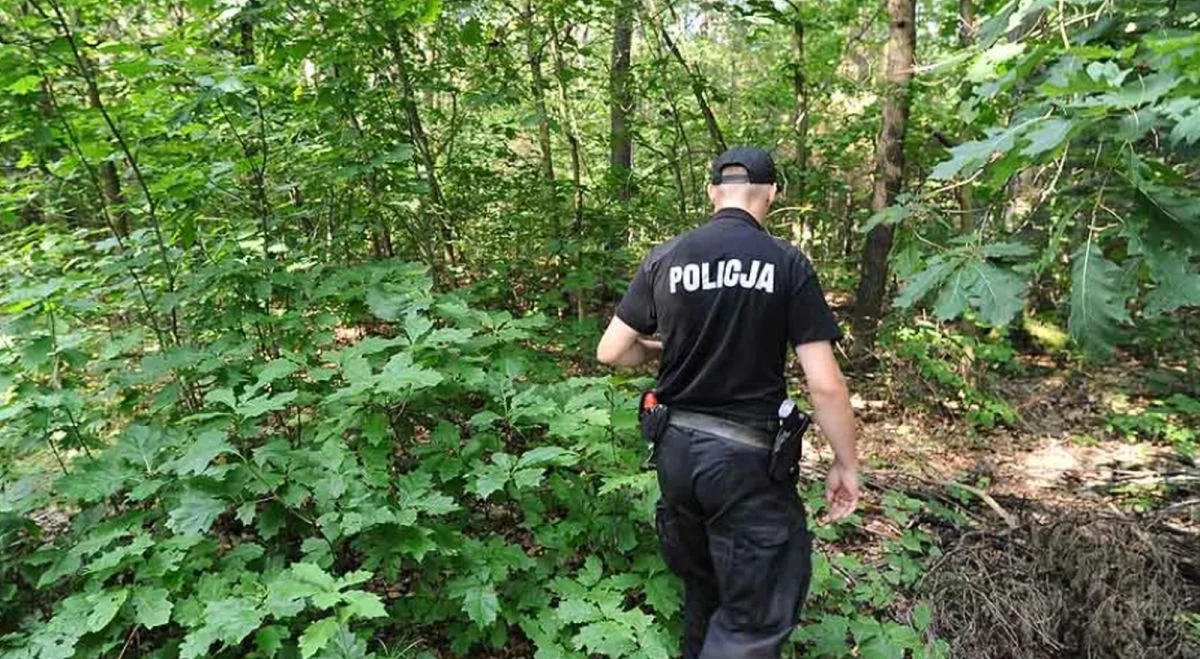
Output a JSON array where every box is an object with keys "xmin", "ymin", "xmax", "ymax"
[
  {"xmin": 597, "ymin": 257, "xmax": 660, "ymax": 367},
  {"xmin": 597, "ymin": 317, "xmax": 661, "ymax": 366}
]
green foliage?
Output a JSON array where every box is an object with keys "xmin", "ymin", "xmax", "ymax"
[
  {"xmin": 1106, "ymin": 394, "xmax": 1199, "ymax": 460},
  {"xmin": 793, "ymin": 486, "xmax": 956, "ymax": 658},
  {"xmin": 888, "ymin": 1, "xmax": 1200, "ymax": 356},
  {"xmin": 881, "ymin": 324, "xmax": 1018, "ymax": 431}
]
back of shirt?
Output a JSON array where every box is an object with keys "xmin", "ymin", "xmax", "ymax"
[{"xmin": 615, "ymin": 208, "xmax": 841, "ymax": 423}]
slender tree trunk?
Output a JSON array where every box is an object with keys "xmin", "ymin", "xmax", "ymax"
[
  {"xmin": 80, "ymin": 73, "xmax": 131, "ymax": 237},
  {"xmin": 548, "ymin": 15, "xmax": 584, "ymax": 231},
  {"xmin": 638, "ymin": 8, "xmax": 699, "ymax": 213},
  {"xmin": 791, "ymin": 17, "xmax": 809, "ymax": 243},
  {"xmin": 239, "ymin": 0, "xmax": 256, "ymax": 66},
  {"xmin": 851, "ymin": 0, "xmax": 915, "ymax": 357},
  {"xmin": 386, "ymin": 25, "xmax": 456, "ymax": 268},
  {"xmin": 523, "ymin": 0, "xmax": 554, "ymax": 181},
  {"xmin": 792, "ymin": 18, "xmax": 808, "ymax": 187},
  {"xmin": 956, "ymin": 0, "xmax": 976, "ymax": 232},
  {"xmin": 610, "ymin": 0, "xmax": 634, "ymax": 202},
  {"xmin": 657, "ymin": 12, "xmax": 726, "ymax": 155}
]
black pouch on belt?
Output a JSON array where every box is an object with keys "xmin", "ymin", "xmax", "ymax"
[
  {"xmin": 769, "ymin": 399, "xmax": 811, "ymax": 482},
  {"xmin": 638, "ymin": 390, "xmax": 670, "ymax": 468}
]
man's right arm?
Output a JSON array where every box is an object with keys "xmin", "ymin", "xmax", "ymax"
[{"xmin": 796, "ymin": 340, "xmax": 859, "ymax": 520}]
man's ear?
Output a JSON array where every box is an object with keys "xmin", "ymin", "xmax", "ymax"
[{"xmin": 707, "ymin": 184, "xmax": 718, "ymax": 205}]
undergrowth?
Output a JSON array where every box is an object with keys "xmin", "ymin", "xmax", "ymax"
[{"xmin": 0, "ymin": 226, "xmax": 949, "ymax": 658}]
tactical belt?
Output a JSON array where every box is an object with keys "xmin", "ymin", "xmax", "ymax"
[{"xmin": 669, "ymin": 410, "xmax": 774, "ymax": 450}]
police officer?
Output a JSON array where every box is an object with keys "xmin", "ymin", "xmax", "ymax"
[{"xmin": 596, "ymin": 147, "xmax": 860, "ymax": 659}]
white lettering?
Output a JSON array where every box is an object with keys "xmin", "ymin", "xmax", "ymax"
[
  {"xmin": 667, "ymin": 259, "xmax": 778, "ymax": 295},
  {"xmin": 755, "ymin": 262, "xmax": 775, "ymax": 293},
  {"xmin": 724, "ymin": 259, "xmax": 742, "ymax": 286},
  {"xmin": 739, "ymin": 260, "xmax": 761, "ymax": 288},
  {"xmin": 669, "ymin": 266, "xmax": 682, "ymax": 294}
]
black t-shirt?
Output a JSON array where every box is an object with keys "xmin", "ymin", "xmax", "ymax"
[{"xmin": 615, "ymin": 208, "xmax": 842, "ymax": 423}]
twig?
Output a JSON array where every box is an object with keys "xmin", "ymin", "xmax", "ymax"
[
  {"xmin": 942, "ymin": 480, "xmax": 1018, "ymax": 529},
  {"xmin": 1157, "ymin": 498, "xmax": 1200, "ymax": 514}
]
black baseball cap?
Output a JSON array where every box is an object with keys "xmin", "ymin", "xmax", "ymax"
[{"xmin": 710, "ymin": 146, "xmax": 776, "ymax": 185}]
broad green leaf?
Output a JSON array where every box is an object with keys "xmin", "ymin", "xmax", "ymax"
[
  {"xmin": 460, "ymin": 583, "xmax": 500, "ymax": 627},
  {"xmin": 206, "ymin": 388, "xmax": 237, "ymax": 410},
  {"xmin": 1144, "ymin": 250, "xmax": 1200, "ymax": 316},
  {"xmin": 1171, "ymin": 107, "xmax": 1200, "ymax": 146},
  {"xmin": 983, "ymin": 242, "xmax": 1035, "ymax": 259},
  {"xmin": 472, "ymin": 462, "xmax": 509, "ymax": 500},
  {"xmin": 256, "ymin": 625, "xmax": 288, "ymax": 656},
  {"xmin": 577, "ymin": 556, "xmax": 603, "ymax": 587},
  {"xmin": 511, "ymin": 467, "xmax": 544, "ymax": 489},
  {"xmin": 894, "ymin": 257, "xmax": 956, "ymax": 309},
  {"xmin": 174, "ymin": 430, "xmax": 233, "ymax": 475},
  {"xmin": 238, "ymin": 391, "xmax": 298, "ymax": 418},
  {"xmin": 642, "ymin": 573, "xmax": 679, "ymax": 617},
  {"xmin": 573, "ymin": 620, "xmax": 636, "ymax": 656},
  {"xmin": 167, "ymin": 489, "xmax": 226, "ymax": 536},
  {"xmin": 299, "ymin": 616, "xmax": 340, "ymax": 659},
  {"xmin": 340, "ymin": 590, "xmax": 387, "ymax": 619},
  {"xmin": 204, "ymin": 597, "xmax": 265, "ymax": 646},
  {"xmin": 292, "ymin": 562, "xmax": 340, "ymax": 593},
  {"xmin": 966, "ymin": 42, "xmax": 1026, "ymax": 83},
  {"xmin": 377, "ymin": 352, "xmax": 444, "ymax": 394},
  {"xmin": 1069, "ymin": 244, "xmax": 1131, "ymax": 356},
  {"xmin": 1019, "ymin": 118, "xmax": 1073, "ymax": 157},
  {"xmin": 516, "ymin": 446, "xmax": 576, "ymax": 469},
  {"xmin": 1097, "ymin": 73, "xmax": 1180, "ymax": 109},
  {"xmin": 929, "ymin": 122, "xmax": 1028, "ymax": 180},
  {"xmin": 132, "ymin": 587, "xmax": 173, "ymax": 629},
  {"xmin": 965, "ymin": 263, "xmax": 1027, "ymax": 326},
  {"xmin": 254, "ymin": 358, "xmax": 300, "ymax": 391},
  {"xmin": 85, "ymin": 588, "xmax": 129, "ymax": 632},
  {"xmin": 932, "ymin": 267, "xmax": 972, "ymax": 321},
  {"xmin": 556, "ymin": 597, "xmax": 599, "ymax": 624}
]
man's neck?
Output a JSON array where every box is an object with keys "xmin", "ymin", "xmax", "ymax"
[{"xmin": 715, "ymin": 204, "xmax": 766, "ymax": 225}]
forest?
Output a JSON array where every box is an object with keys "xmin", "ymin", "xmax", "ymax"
[{"xmin": 1, "ymin": 0, "xmax": 1198, "ymax": 657}]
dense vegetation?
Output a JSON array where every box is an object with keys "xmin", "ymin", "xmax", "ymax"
[{"xmin": 1, "ymin": 0, "xmax": 1197, "ymax": 657}]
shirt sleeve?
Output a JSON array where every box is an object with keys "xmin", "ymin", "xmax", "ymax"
[
  {"xmin": 787, "ymin": 263, "xmax": 842, "ymax": 347},
  {"xmin": 615, "ymin": 259, "xmax": 657, "ymax": 335}
]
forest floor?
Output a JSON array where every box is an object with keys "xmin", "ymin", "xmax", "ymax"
[{"xmin": 796, "ymin": 353, "xmax": 1200, "ymax": 657}]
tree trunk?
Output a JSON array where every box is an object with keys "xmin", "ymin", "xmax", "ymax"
[
  {"xmin": 386, "ymin": 25, "xmax": 456, "ymax": 268},
  {"xmin": 80, "ymin": 74, "xmax": 131, "ymax": 237},
  {"xmin": 956, "ymin": 0, "xmax": 976, "ymax": 232},
  {"xmin": 791, "ymin": 17, "xmax": 808, "ymax": 242},
  {"xmin": 610, "ymin": 0, "xmax": 634, "ymax": 202},
  {"xmin": 548, "ymin": 14, "xmax": 584, "ymax": 231},
  {"xmin": 239, "ymin": 0, "xmax": 256, "ymax": 66},
  {"xmin": 523, "ymin": 0, "xmax": 554, "ymax": 181},
  {"xmin": 657, "ymin": 10, "xmax": 725, "ymax": 155},
  {"xmin": 792, "ymin": 18, "xmax": 807, "ymax": 187},
  {"xmin": 851, "ymin": 0, "xmax": 915, "ymax": 357}
]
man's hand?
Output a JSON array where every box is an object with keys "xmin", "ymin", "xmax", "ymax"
[
  {"xmin": 637, "ymin": 337, "xmax": 663, "ymax": 358},
  {"xmin": 825, "ymin": 461, "xmax": 860, "ymax": 522}
]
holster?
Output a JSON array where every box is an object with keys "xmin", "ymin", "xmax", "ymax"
[
  {"xmin": 768, "ymin": 407, "xmax": 811, "ymax": 482},
  {"xmin": 639, "ymin": 390, "xmax": 670, "ymax": 469}
]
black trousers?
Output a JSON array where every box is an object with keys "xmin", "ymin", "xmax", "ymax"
[{"xmin": 653, "ymin": 424, "xmax": 812, "ymax": 659}]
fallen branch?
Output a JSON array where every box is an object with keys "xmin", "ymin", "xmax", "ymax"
[{"xmin": 942, "ymin": 480, "xmax": 1019, "ymax": 529}]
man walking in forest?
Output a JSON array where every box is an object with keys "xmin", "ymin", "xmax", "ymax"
[{"xmin": 596, "ymin": 147, "xmax": 860, "ymax": 658}]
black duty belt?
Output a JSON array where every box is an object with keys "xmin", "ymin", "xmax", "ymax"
[{"xmin": 669, "ymin": 410, "xmax": 774, "ymax": 450}]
